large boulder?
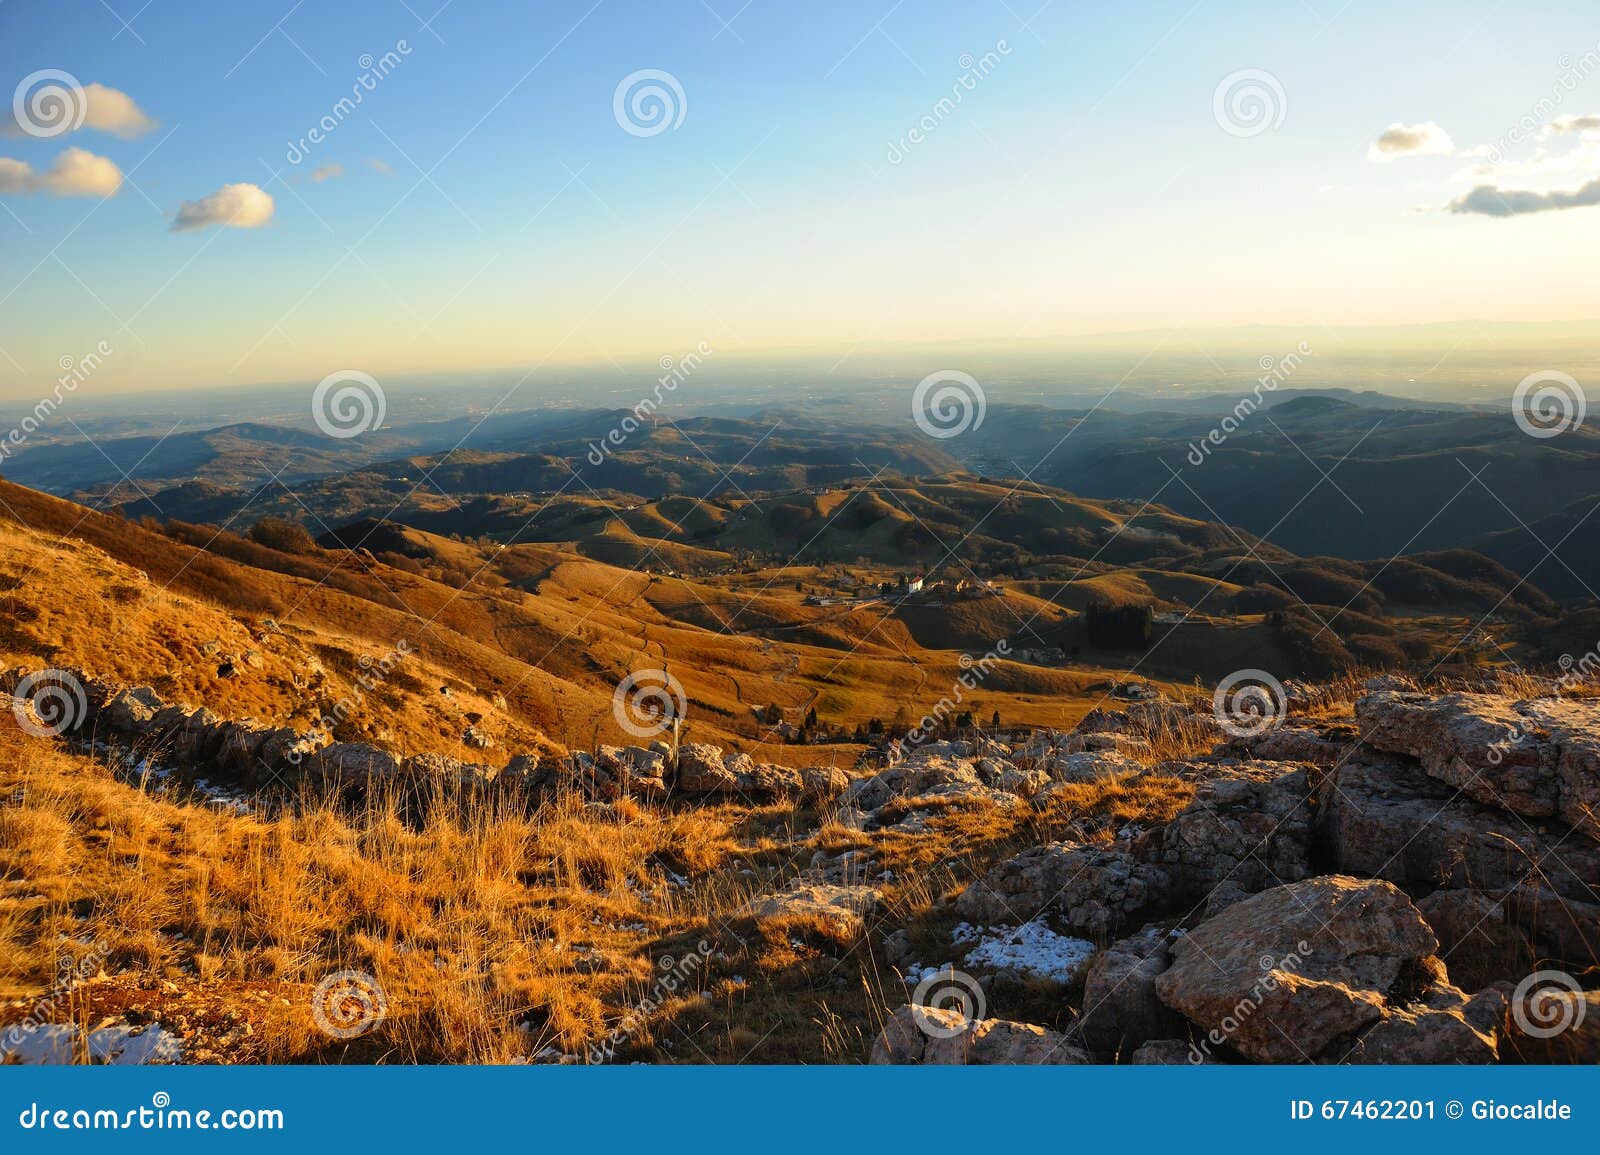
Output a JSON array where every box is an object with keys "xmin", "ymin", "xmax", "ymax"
[
  {"xmin": 402, "ymin": 751, "xmax": 500, "ymax": 787},
  {"xmin": 749, "ymin": 762, "xmax": 803, "ymax": 801},
  {"xmin": 1504, "ymin": 884, "xmax": 1600, "ymax": 971},
  {"xmin": 1154, "ymin": 876, "xmax": 1441, "ymax": 1063},
  {"xmin": 799, "ymin": 765, "xmax": 849, "ymax": 801},
  {"xmin": 1356, "ymin": 691, "xmax": 1556, "ymax": 820},
  {"xmin": 870, "ymin": 1005, "xmax": 1091, "ymax": 1065},
  {"xmin": 213, "ymin": 721, "xmax": 275, "ymax": 775},
  {"xmin": 958, "ymin": 843, "xmax": 1170, "ymax": 936},
  {"xmin": 1233, "ymin": 724, "xmax": 1356, "ymax": 767},
  {"xmin": 675, "ymin": 743, "xmax": 744, "ymax": 794},
  {"xmin": 1045, "ymin": 750, "xmax": 1144, "ymax": 783},
  {"xmin": 1514, "ymin": 698, "xmax": 1600, "ymax": 842},
  {"xmin": 843, "ymin": 752, "xmax": 983, "ymax": 815},
  {"xmin": 1076, "ymin": 928, "xmax": 1185, "ymax": 1054},
  {"xmin": 101, "ymin": 686, "xmax": 164, "ymax": 732}
]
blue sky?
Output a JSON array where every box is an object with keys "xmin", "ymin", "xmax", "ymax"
[{"xmin": 3, "ymin": 0, "xmax": 1600, "ymax": 397}]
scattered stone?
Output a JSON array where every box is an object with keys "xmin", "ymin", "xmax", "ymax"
[
  {"xmin": 870, "ymin": 1005, "xmax": 1090, "ymax": 1065},
  {"xmin": 737, "ymin": 883, "xmax": 881, "ymax": 936}
]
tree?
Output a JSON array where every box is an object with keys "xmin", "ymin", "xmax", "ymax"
[
  {"xmin": 1085, "ymin": 600, "xmax": 1154, "ymax": 649},
  {"xmin": 247, "ymin": 516, "xmax": 317, "ymax": 554}
]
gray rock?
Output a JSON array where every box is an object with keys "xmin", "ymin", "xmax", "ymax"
[
  {"xmin": 1154, "ymin": 875, "xmax": 1440, "ymax": 1063},
  {"xmin": 870, "ymin": 1005, "xmax": 1091, "ymax": 1065},
  {"xmin": 958, "ymin": 842, "xmax": 1170, "ymax": 936},
  {"xmin": 1077, "ymin": 928, "xmax": 1184, "ymax": 1054}
]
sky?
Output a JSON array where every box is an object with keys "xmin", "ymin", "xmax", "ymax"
[{"xmin": 3, "ymin": 0, "xmax": 1600, "ymax": 399}]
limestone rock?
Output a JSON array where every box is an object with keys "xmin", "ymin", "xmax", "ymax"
[
  {"xmin": 958, "ymin": 843, "xmax": 1169, "ymax": 936},
  {"xmin": 737, "ymin": 883, "xmax": 881, "ymax": 935},
  {"xmin": 1356, "ymin": 691, "xmax": 1555, "ymax": 820},
  {"xmin": 1077, "ymin": 928, "xmax": 1184, "ymax": 1054},
  {"xmin": 1154, "ymin": 875, "xmax": 1440, "ymax": 1063},
  {"xmin": 870, "ymin": 1005, "xmax": 1090, "ymax": 1065}
]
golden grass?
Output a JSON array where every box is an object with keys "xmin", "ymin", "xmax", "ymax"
[{"xmin": 0, "ymin": 714, "xmax": 1194, "ymax": 1064}]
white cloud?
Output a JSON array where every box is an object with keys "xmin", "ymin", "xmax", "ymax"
[
  {"xmin": 0, "ymin": 157, "xmax": 31, "ymax": 194},
  {"xmin": 1368, "ymin": 121, "xmax": 1454, "ymax": 161},
  {"xmin": 309, "ymin": 163, "xmax": 344, "ymax": 182},
  {"xmin": 1448, "ymin": 177, "xmax": 1600, "ymax": 217},
  {"xmin": 171, "ymin": 182, "xmax": 274, "ymax": 232},
  {"xmin": 2, "ymin": 81, "xmax": 156, "ymax": 138},
  {"xmin": 0, "ymin": 147, "xmax": 123, "ymax": 197},
  {"xmin": 81, "ymin": 83, "xmax": 157, "ymax": 138},
  {"xmin": 1545, "ymin": 113, "xmax": 1600, "ymax": 137}
]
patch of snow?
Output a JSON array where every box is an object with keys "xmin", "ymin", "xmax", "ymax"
[
  {"xmin": 1, "ymin": 1023, "xmax": 183, "ymax": 1065},
  {"xmin": 959, "ymin": 920, "xmax": 1096, "ymax": 983}
]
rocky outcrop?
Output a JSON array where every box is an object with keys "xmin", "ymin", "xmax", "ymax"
[
  {"xmin": 670, "ymin": 742, "xmax": 847, "ymax": 804},
  {"xmin": 1341, "ymin": 985, "xmax": 1506, "ymax": 1064},
  {"xmin": 1357, "ymin": 690, "xmax": 1600, "ymax": 841},
  {"xmin": 1317, "ymin": 760, "xmax": 1600, "ymax": 901},
  {"xmin": 5, "ymin": 665, "xmax": 537, "ymax": 794},
  {"xmin": 1415, "ymin": 890, "xmax": 1534, "ymax": 993}
]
